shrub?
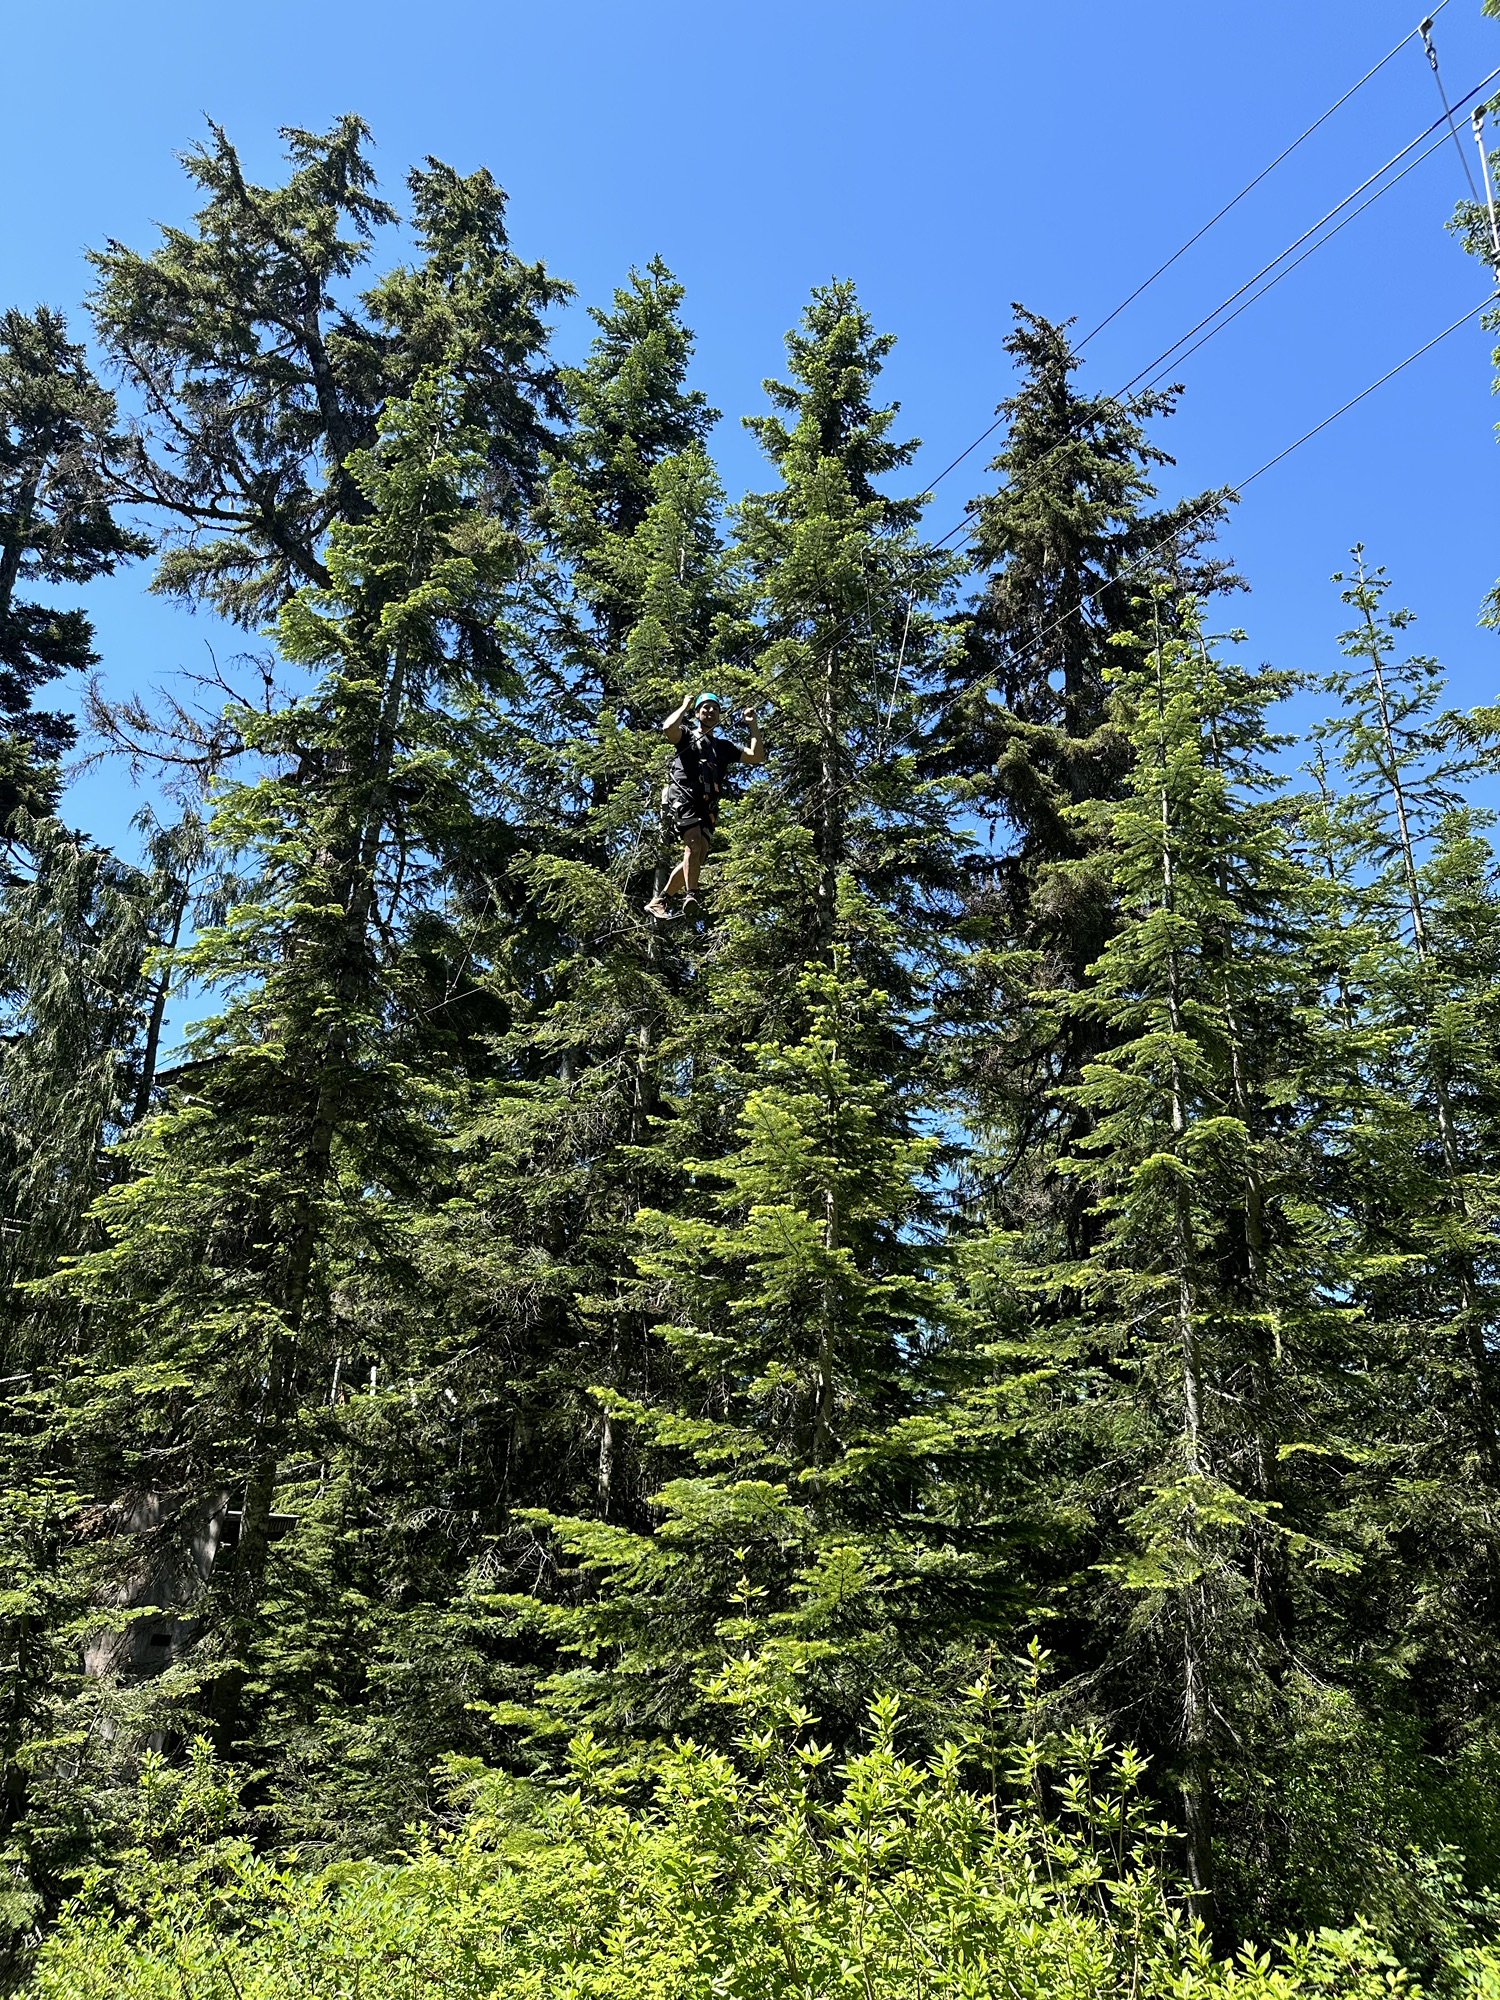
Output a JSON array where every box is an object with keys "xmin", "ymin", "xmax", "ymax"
[{"xmin": 31, "ymin": 1679, "xmax": 1478, "ymax": 2000}]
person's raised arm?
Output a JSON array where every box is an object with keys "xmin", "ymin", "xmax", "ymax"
[
  {"xmin": 660, "ymin": 691, "xmax": 695, "ymax": 745},
  {"xmin": 739, "ymin": 708, "xmax": 766, "ymax": 767}
]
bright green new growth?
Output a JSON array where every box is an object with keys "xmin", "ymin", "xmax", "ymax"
[
  {"xmin": 7, "ymin": 102, "xmax": 1500, "ymax": 1994},
  {"xmin": 31, "ymin": 1678, "xmax": 1468, "ymax": 2000}
]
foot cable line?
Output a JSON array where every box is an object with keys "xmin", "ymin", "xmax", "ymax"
[
  {"xmin": 921, "ymin": 6, "xmax": 1456, "ymax": 496},
  {"xmin": 937, "ymin": 292, "xmax": 1496, "ymax": 655},
  {"xmin": 1135, "ymin": 121, "xmax": 1458, "ymax": 393}
]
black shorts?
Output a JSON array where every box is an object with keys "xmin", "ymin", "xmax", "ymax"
[{"xmin": 669, "ymin": 792, "xmax": 717, "ymax": 839}]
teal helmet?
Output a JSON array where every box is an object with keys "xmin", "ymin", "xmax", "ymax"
[{"xmin": 693, "ymin": 691, "xmax": 723, "ymax": 711}]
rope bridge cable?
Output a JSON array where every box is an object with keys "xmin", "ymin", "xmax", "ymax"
[
  {"xmin": 1076, "ymin": 3, "xmax": 1454, "ymax": 353},
  {"xmin": 936, "ymin": 291, "xmax": 1497, "ymax": 668},
  {"xmin": 921, "ymin": 7, "xmax": 1457, "ymax": 498},
  {"xmin": 1136, "ymin": 123, "xmax": 1457, "ymax": 393}
]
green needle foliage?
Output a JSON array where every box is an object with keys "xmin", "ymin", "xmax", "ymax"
[
  {"xmin": 5, "ymin": 110, "xmax": 1500, "ymax": 1994},
  {"xmin": 0, "ymin": 309, "xmax": 147, "ymax": 826}
]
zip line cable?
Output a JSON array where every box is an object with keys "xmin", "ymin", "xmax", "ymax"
[
  {"xmin": 940, "ymin": 293, "xmax": 1495, "ymax": 657},
  {"xmin": 1422, "ymin": 14, "xmax": 1482, "ymax": 199},
  {"xmin": 1116, "ymin": 63, "xmax": 1500, "ymax": 397},
  {"xmin": 922, "ymin": 7, "xmax": 1457, "ymax": 496},
  {"xmin": 1220, "ymin": 290, "xmax": 1494, "ymax": 492},
  {"xmin": 1135, "ymin": 124, "xmax": 1455, "ymax": 393},
  {"xmin": 1076, "ymin": 2, "xmax": 1453, "ymax": 353},
  {"xmin": 923, "ymin": 66, "xmax": 1500, "ymax": 555}
]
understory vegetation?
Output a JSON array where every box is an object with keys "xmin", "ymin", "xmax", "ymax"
[{"xmin": 5, "ymin": 85, "xmax": 1500, "ymax": 1994}]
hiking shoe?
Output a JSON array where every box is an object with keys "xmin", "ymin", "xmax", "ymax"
[
  {"xmin": 644, "ymin": 895, "xmax": 674, "ymax": 920},
  {"xmin": 681, "ymin": 894, "xmax": 701, "ymax": 917}
]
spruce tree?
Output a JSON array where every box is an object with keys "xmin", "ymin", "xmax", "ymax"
[
  {"xmin": 938, "ymin": 309, "xmax": 1229, "ymax": 975},
  {"xmin": 989, "ymin": 600, "xmax": 1346, "ymax": 1917},
  {"xmin": 415, "ymin": 259, "xmax": 732, "ymax": 1588},
  {"xmin": 1295, "ymin": 556, "xmax": 1500, "ymax": 1863},
  {"xmin": 492, "ymin": 285, "xmax": 1005, "ymax": 1754},
  {"xmin": 1315, "ymin": 552, "xmax": 1500, "ymax": 1481},
  {"xmin": 935, "ymin": 311, "xmax": 1232, "ymax": 1269},
  {"xmin": 12, "ymin": 117, "xmax": 570, "ymax": 1863},
  {"xmin": 0, "ymin": 308, "xmax": 147, "ymax": 826}
]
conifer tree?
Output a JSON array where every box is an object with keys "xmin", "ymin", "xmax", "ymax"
[
  {"xmin": 1315, "ymin": 553, "xmax": 1500, "ymax": 1477},
  {"xmin": 6, "ymin": 118, "xmax": 572, "ymax": 1860},
  {"xmin": 938, "ymin": 310, "xmax": 1228, "ymax": 972},
  {"xmin": 90, "ymin": 116, "xmax": 567, "ymax": 620},
  {"xmin": 513, "ymin": 954, "xmax": 985, "ymax": 1748},
  {"xmin": 935, "ymin": 312, "xmax": 1231, "ymax": 1264},
  {"xmin": 0, "ymin": 308, "xmax": 147, "ymax": 826},
  {"xmin": 0, "ymin": 812, "xmax": 200, "ymax": 1332},
  {"xmin": 992, "ymin": 601, "xmax": 1344, "ymax": 1915},
  {"xmin": 495, "ymin": 285, "xmax": 1002, "ymax": 1754},
  {"xmin": 43, "ymin": 371, "xmax": 530, "ymax": 1835},
  {"xmin": 1299, "ymin": 556, "xmax": 1500, "ymax": 1805},
  {"xmin": 419, "ymin": 260, "xmax": 731, "ymax": 1567}
]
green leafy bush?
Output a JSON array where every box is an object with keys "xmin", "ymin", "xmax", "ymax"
[{"xmin": 26, "ymin": 1685, "xmax": 1482, "ymax": 2000}]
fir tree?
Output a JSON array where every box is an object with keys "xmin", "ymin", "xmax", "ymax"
[
  {"xmin": 0, "ymin": 308, "xmax": 147, "ymax": 826},
  {"xmin": 937, "ymin": 308, "xmax": 1229, "ymax": 975},
  {"xmin": 492, "ymin": 286, "xmax": 1003, "ymax": 1755},
  {"xmin": 511, "ymin": 954, "xmax": 987, "ymax": 1749},
  {"xmin": 994, "ymin": 602, "xmax": 1347, "ymax": 1916},
  {"xmin": 37, "ymin": 369, "xmax": 535, "ymax": 1852}
]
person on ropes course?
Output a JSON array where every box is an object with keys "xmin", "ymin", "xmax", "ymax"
[{"xmin": 644, "ymin": 690, "xmax": 766, "ymax": 920}]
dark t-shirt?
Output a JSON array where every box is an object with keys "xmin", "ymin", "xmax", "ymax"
[{"xmin": 666, "ymin": 726, "xmax": 745, "ymax": 826}]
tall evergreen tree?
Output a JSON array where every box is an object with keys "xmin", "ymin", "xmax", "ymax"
[
  {"xmin": 937, "ymin": 309, "xmax": 1229, "ymax": 972},
  {"xmin": 985, "ymin": 602, "xmax": 1348, "ymax": 1918},
  {"xmin": 0, "ymin": 307, "xmax": 147, "ymax": 826},
  {"xmin": 418, "ymin": 260, "xmax": 732, "ymax": 1593},
  {"xmin": 935, "ymin": 312, "xmax": 1232, "ymax": 1268},
  {"xmin": 1291, "ymin": 557, "xmax": 1500, "ymax": 1873},
  {"xmin": 5, "ymin": 119, "xmax": 570, "ymax": 1875},
  {"xmin": 491, "ymin": 284, "xmax": 1008, "ymax": 1756}
]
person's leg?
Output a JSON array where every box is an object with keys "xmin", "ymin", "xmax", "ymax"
[
  {"xmin": 682, "ymin": 830, "xmax": 708, "ymax": 892},
  {"xmin": 647, "ymin": 824, "xmax": 703, "ymax": 916},
  {"xmin": 659, "ymin": 833, "xmax": 698, "ymax": 897}
]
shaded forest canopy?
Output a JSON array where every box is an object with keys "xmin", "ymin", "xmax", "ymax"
[{"xmin": 4, "ymin": 105, "xmax": 1500, "ymax": 1990}]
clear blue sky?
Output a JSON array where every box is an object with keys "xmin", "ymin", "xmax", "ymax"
[{"xmin": 4, "ymin": 0, "xmax": 1499, "ymax": 851}]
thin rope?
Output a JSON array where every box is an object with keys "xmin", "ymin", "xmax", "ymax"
[
  {"xmin": 1077, "ymin": 4, "xmax": 1451, "ymax": 353},
  {"xmin": 1422, "ymin": 15, "xmax": 1482, "ymax": 199}
]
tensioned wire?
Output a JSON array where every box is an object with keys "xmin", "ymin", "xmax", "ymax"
[
  {"xmin": 925, "ymin": 60, "xmax": 1500, "ymax": 560},
  {"xmin": 919, "ymin": 7, "xmax": 1478, "ymax": 505},
  {"xmin": 1115, "ymin": 61, "xmax": 1500, "ymax": 398},
  {"xmin": 1079, "ymin": 3, "xmax": 1455, "ymax": 352},
  {"xmin": 938, "ymin": 292, "xmax": 1497, "ymax": 682}
]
